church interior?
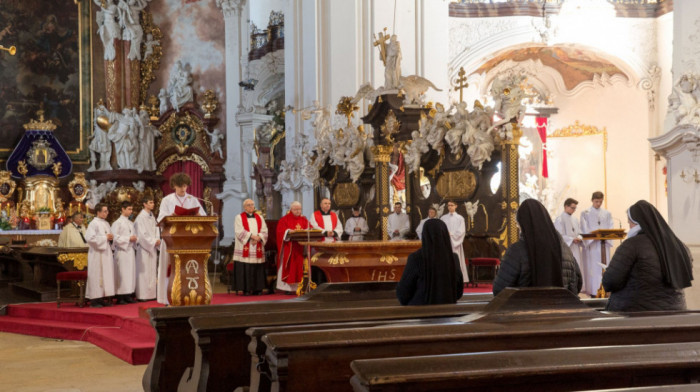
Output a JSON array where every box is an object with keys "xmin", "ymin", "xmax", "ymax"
[{"xmin": 2, "ymin": 0, "xmax": 700, "ymax": 390}]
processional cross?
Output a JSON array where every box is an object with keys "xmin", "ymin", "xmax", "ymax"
[
  {"xmin": 454, "ymin": 67, "xmax": 469, "ymax": 103},
  {"xmin": 373, "ymin": 28, "xmax": 390, "ymax": 65}
]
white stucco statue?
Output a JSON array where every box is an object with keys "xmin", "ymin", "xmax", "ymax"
[
  {"xmin": 132, "ymin": 181, "xmax": 145, "ymax": 192},
  {"xmin": 673, "ymin": 74, "xmax": 700, "ymax": 127},
  {"xmin": 205, "ymin": 128, "xmax": 224, "ymax": 157},
  {"xmin": 89, "ymin": 100, "xmax": 114, "ymax": 172},
  {"xmin": 158, "ymin": 88, "xmax": 169, "ymax": 115},
  {"xmin": 86, "ymin": 180, "xmax": 117, "ymax": 210},
  {"xmin": 94, "ymin": 0, "xmax": 121, "ymax": 61},
  {"xmin": 117, "ymin": 0, "xmax": 149, "ymax": 60},
  {"xmin": 384, "ymin": 35, "xmax": 402, "ymax": 89},
  {"xmin": 136, "ymin": 108, "xmax": 160, "ymax": 172},
  {"xmin": 405, "ymin": 130, "xmax": 430, "ymax": 175},
  {"xmin": 167, "ymin": 61, "xmax": 194, "ymax": 112},
  {"xmin": 400, "ymin": 75, "xmax": 442, "ymax": 105},
  {"xmin": 107, "ymin": 108, "xmax": 138, "ymax": 170}
]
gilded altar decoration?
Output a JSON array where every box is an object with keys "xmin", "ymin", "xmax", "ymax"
[
  {"xmin": 22, "ymin": 176, "xmax": 60, "ymax": 212},
  {"xmin": 201, "ymin": 90, "xmax": 219, "ymax": 119},
  {"xmin": 0, "ymin": 45, "xmax": 16, "ymax": 55},
  {"xmin": 157, "ymin": 112, "xmax": 207, "ymax": 156},
  {"xmin": 379, "ymin": 253, "xmax": 398, "ymax": 265},
  {"xmin": 333, "ymin": 183, "xmax": 360, "ymax": 207},
  {"xmin": 52, "ymin": 163, "xmax": 62, "ymax": 178},
  {"xmin": 435, "ymin": 170, "xmax": 476, "ymax": 199},
  {"xmin": 68, "ymin": 173, "xmax": 89, "ymax": 202},
  {"xmin": 157, "ymin": 154, "xmax": 211, "ymax": 175},
  {"xmin": 57, "ymin": 253, "xmax": 88, "ymax": 271},
  {"xmin": 0, "ymin": 171, "xmax": 17, "ymax": 203},
  {"xmin": 202, "ymin": 187, "xmax": 214, "ymax": 215},
  {"xmin": 139, "ymin": 10, "xmax": 164, "ymax": 106},
  {"xmin": 27, "ymin": 139, "xmax": 58, "ymax": 171},
  {"xmin": 17, "ymin": 161, "xmax": 28, "ymax": 178},
  {"xmin": 336, "ymin": 96, "xmax": 359, "ymax": 126},
  {"xmin": 381, "ymin": 110, "xmax": 400, "ymax": 143}
]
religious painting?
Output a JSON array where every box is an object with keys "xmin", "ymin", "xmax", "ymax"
[{"xmin": 0, "ymin": 0, "xmax": 91, "ymax": 162}]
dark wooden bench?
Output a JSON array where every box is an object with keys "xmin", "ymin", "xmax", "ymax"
[
  {"xmin": 587, "ymin": 385, "xmax": 700, "ymax": 392},
  {"xmin": 142, "ymin": 281, "xmax": 490, "ymax": 391},
  {"xmin": 349, "ymin": 342, "xmax": 700, "ymax": 391},
  {"xmin": 180, "ymin": 301, "xmax": 491, "ymax": 392},
  {"xmin": 260, "ymin": 288, "xmax": 700, "ymax": 392}
]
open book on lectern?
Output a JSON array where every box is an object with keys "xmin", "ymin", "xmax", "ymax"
[{"xmin": 284, "ymin": 229, "xmax": 324, "ymax": 242}]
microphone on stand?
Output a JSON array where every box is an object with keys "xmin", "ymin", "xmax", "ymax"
[{"xmin": 612, "ymin": 217, "xmax": 622, "ymax": 230}]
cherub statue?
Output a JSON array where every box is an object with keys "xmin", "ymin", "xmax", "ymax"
[
  {"xmin": 143, "ymin": 32, "xmax": 159, "ymax": 59},
  {"xmin": 464, "ymin": 200, "xmax": 479, "ymax": 228},
  {"xmin": 205, "ymin": 128, "xmax": 224, "ymax": 157},
  {"xmin": 405, "ymin": 130, "xmax": 430, "ymax": 174},
  {"xmin": 132, "ymin": 181, "xmax": 145, "ymax": 192}
]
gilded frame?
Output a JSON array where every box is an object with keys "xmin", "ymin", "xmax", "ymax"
[{"xmin": 0, "ymin": 0, "xmax": 91, "ymax": 164}]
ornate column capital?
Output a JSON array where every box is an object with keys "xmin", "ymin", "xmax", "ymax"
[{"xmin": 217, "ymin": 0, "xmax": 246, "ymax": 18}]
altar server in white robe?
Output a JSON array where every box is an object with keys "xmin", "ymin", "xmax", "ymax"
[
  {"xmin": 580, "ymin": 191, "xmax": 613, "ymax": 296},
  {"xmin": 112, "ymin": 201, "xmax": 138, "ymax": 304},
  {"xmin": 134, "ymin": 195, "xmax": 160, "ymax": 301},
  {"xmin": 387, "ymin": 202, "xmax": 410, "ymax": 240},
  {"xmin": 310, "ymin": 198, "xmax": 343, "ymax": 242},
  {"xmin": 554, "ymin": 198, "xmax": 585, "ymax": 292},
  {"xmin": 156, "ymin": 173, "xmax": 206, "ymax": 304},
  {"xmin": 344, "ymin": 206, "xmax": 369, "ymax": 241},
  {"xmin": 85, "ymin": 203, "xmax": 115, "ymax": 308},
  {"xmin": 416, "ymin": 207, "xmax": 438, "ymax": 240},
  {"xmin": 441, "ymin": 200, "xmax": 469, "ymax": 283}
]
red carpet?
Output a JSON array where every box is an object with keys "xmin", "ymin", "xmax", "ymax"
[{"xmin": 0, "ymin": 286, "xmax": 491, "ymax": 365}]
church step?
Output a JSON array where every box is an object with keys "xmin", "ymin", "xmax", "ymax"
[
  {"xmin": 0, "ymin": 315, "xmax": 99, "ymax": 341},
  {"xmin": 5, "ymin": 303, "xmax": 126, "ymax": 327},
  {"xmin": 85, "ymin": 327, "xmax": 154, "ymax": 365}
]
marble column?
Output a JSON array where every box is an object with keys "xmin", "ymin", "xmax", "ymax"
[
  {"xmin": 236, "ymin": 112, "xmax": 273, "ymax": 207},
  {"xmin": 216, "ymin": 0, "xmax": 248, "ymax": 246}
]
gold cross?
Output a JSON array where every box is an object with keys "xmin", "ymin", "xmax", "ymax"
[
  {"xmin": 454, "ymin": 67, "xmax": 468, "ymax": 103},
  {"xmin": 373, "ymin": 28, "xmax": 390, "ymax": 65}
]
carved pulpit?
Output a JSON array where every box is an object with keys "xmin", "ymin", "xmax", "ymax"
[{"xmin": 159, "ymin": 216, "xmax": 219, "ymax": 306}]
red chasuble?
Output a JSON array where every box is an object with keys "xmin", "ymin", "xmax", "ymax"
[{"xmin": 276, "ymin": 212, "xmax": 310, "ymax": 284}]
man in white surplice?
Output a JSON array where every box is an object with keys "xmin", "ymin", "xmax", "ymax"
[
  {"xmin": 554, "ymin": 198, "xmax": 585, "ymax": 293},
  {"xmin": 387, "ymin": 202, "xmax": 410, "ymax": 240},
  {"xmin": 344, "ymin": 206, "xmax": 369, "ymax": 241},
  {"xmin": 310, "ymin": 198, "xmax": 343, "ymax": 242},
  {"xmin": 415, "ymin": 207, "xmax": 437, "ymax": 240},
  {"xmin": 85, "ymin": 203, "xmax": 115, "ymax": 308},
  {"xmin": 112, "ymin": 201, "xmax": 138, "ymax": 304},
  {"xmin": 580, "ymin": 191, "xmax": 613, "ymax": 297},
  {"xmin": 441, "ymin": 200, "xmax": 469, "ymax": 283},
  {"xmin": 134, "ymin": 195, "xmax": 160, "ymax": 301},
  {"xmin": 156, "ymin": 173, "xmax": 206, "ymax": 305}
]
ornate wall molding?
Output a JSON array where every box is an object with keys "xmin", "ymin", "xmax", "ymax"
[
  {"xmin": 638, "ymin": 64, "xmax": 661, "ymax": 111},
  {"xmin": 216, "ymin": 0, "xmax": 246, "ymax": 18}
]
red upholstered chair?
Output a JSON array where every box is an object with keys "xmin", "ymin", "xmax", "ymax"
[
  {"xmin": 468, "ymin": 257, "xmax": 500, "ymax": 287},
  {"xmin": 56, "ymin": 270, "xmax": 88, "ymax": 308}
]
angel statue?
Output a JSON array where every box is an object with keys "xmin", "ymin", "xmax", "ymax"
[
  {"xmin": 464, "ymin": 200, "xmax": 480, "ymax": 229},
  {"xmin": 167, "ymin": 61, "xmax": 194, "ymax": 112},
  {"xmin": 205, "ymin": 128, "xmax": 224, "ymax": 157},
  {"xmin": 94, "ymin": 0, "xmax": 121, "ymax": 61},
  {"xmin": 117, "ymin": 0, "xmax": 149, "ymax": 60}
]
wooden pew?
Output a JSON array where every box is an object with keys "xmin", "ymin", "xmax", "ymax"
[
  {"xmin": 587, "ymin": 385, "xmax": 700, "ymax": 392},
  {"xmin": 142, "ymin": 281, "xmax": 490, "ymax": 391},
  {"xmin": 181, "ymin": 296, "xmax": 605, "ymax": 392},
  {"xmin": 180, "ymin": 301, "xmax": 491, "ymax": 392},
  {"xmin": 260, "ymin": 288, "xmax": 700, "ymax": 392},
  {"xmin": 349, "ymin": 342, "xmax": 700, "ymax": 392}
]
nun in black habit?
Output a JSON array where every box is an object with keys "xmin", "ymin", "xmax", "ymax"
[
  {"xmin": 603, "ymin": 200, "xmax": 693, "ymax": 311},
  {"xmin": 493, "ymin": 198, "xmax": 582, "ymax": 296},
  {"xmin": 396, "ymin": 219, "xmax": 464, "ymax": 305}
]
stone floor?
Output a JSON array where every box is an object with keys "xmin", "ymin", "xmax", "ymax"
[{"xmin": 0, "ymin": 333, "xmax": 146, "ymax": 392}]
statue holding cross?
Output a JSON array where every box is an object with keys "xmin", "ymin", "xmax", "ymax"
[
  {"xmin": 454, "ymin": 67, "xmax": 469, "ymax": 103},
  {"xmin": 373, "ymin": 28, "xmax": 390, "ymax": 66}
]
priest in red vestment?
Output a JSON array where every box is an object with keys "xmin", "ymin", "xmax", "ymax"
[
  {"xmin": 310, "ymin": 197, "xmax": 343, "ymax": 241},
  {"xmin": 275, "ymin": 201, "xmax": 310, "ymax": 294}
]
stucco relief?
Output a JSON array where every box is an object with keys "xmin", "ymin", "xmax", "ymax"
[
  {"xmin": 448, "ymin": 18, "xmax": 513, "ymax": 61},
  {"xmin": 240, "ymin": 50, "xmax": 285, "ymax": 114},
  {"xmin": 682, "ymin": 18, "xmax": 700, "ymax": 75}
]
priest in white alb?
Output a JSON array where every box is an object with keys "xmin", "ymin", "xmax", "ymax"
[
  {"xmin": 387, "ymin": 202, "xmax": 410, "ymax": 240},
  {"xmin": 112, "ymin": 201, "xmax": 138, "ymax": 304},
  {"xmin": 85, "ymin": 203, "xmax": 116, "ymax": 308},
  {"xmin": 441, "ymin": 200, "xmax": 469, "ymax": 283},
  {"xmin": 415, "ymin": 206, "xmax": 437, "ymax": 240},
  {"xmin": 134, "ymin": 195, "xmax": 160, "ymax": 301},
  {"xmin": 310, "ymin": 198, "xmax": 343, "ymax": 242},
  {"xmin": 233, "ymin": 199, "xmax": 269, "ymax": 295},
  {"xmin": 554, "ymin": 197, "xmax": 585, "ymax": 293},
  {"xmin": 156, "ymin": 173, "xmax": 206, "ymax": 304},
  {"xmin": 580, "ymin": 191, "xmax": 613, "ymax": 297},
  {"xmin": 57, "ymin": 212, "xmax": 88, "ymax": 248}
]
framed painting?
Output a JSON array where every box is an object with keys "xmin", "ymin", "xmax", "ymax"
[{"xmin": 0, "ymin": 0, "xmax": 91, "ymax": 164}]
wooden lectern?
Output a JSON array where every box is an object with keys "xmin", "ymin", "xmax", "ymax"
[
  {"xmin": 159, "ymin": 216, "xmax": 219, "ymax": 306},
  {"xmin": 581, "ymin": 228, "xmax": 626, "ymax": 298},
  {"xmin": 283, "ymin": 229, "xmax": 323, "ymax": 295}
]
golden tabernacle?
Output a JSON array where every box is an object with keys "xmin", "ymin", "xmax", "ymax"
[{"xmin": 303, "ymin": 240, "xmax": 421, "ymax": 283}]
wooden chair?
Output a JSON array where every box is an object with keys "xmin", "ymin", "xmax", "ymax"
[
  {"xmin": 56, "ymin": 270, "xmax": 87, "ymax": 308},
  {"xmin": 468, "ymin": 257, "xmax": 500, "ymax": 287}
]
